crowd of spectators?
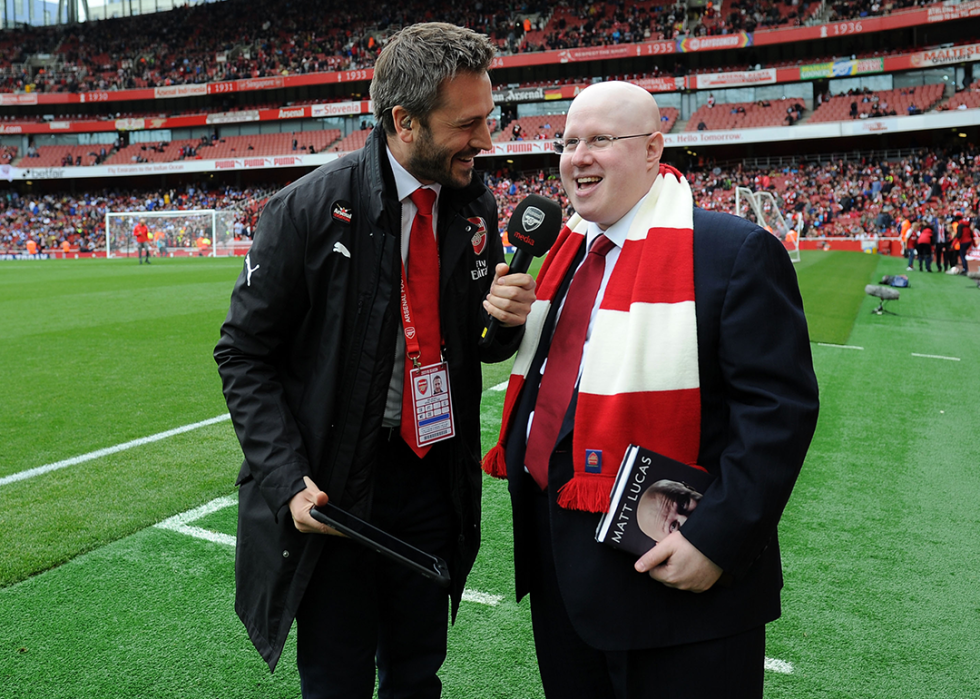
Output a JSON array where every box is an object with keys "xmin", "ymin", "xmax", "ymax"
[
  {"xmin": 0, "ymin": 184, "xmax": 275, "ymax": 256},
  {"xmin": 826, "ymin": 0, "xmax": 933, "ymax": 24},
  {"xmin": 523, "ymin": 0, "xmax": 683, "ymax": 52},
  {"xmin": 0, "ymin": 0, "xmax": 948, "ymax": 95},
  {"xmin": 3, "ymin": 143, "xmax": 977, "ymax": 257},
  {"xmin": 485, "ymin": 143, "xmax": 979, "ymax": 240},
  {"xmin": 690, "ymin": 144, "xmax": 979, "ymax": 239},
  {"xmin": 0, "ymin": 0, "xmax": 549, "ymax": 93}
]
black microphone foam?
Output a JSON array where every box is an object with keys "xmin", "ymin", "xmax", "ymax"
[
  {"xmin": 506, "ymin": 194, "xmax": 563, "ymax": 268},
  {"xmin": 479, "ymin": 194, "xmax": 563, "ymax": 347}
]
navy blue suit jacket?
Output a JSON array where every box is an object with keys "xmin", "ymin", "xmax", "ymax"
[{"xmin": 505, "ymin": 208, "xmax": 819, "ymax": 651}]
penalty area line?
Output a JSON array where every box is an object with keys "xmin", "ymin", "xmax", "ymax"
[
  {"xmin": 153, "ymin": 497, "xmax": 506, "ymax": 608},
  {"xmin": 0, "ymin": 414, "xmax": 232, "ymax": 488},
  {"xmin": 155, "ymin": 499, "xmax": 795, "ymax": 670}
]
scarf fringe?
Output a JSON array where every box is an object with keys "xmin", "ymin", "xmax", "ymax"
[
  {"xmin": 556, "ymin": 476, "xmax": 612, "ymax": 513},
  {"xmin": 481, "ymin": 443, "xmax": 508, "ymax": 479}
]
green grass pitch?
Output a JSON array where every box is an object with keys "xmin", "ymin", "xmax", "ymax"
[{"xmin": 1, "ymin": 251, "xmax": 978, "ymax": 698}]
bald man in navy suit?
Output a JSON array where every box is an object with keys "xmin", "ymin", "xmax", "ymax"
[{"xmin": 488, "ymin": 82, "xmax": 819, "ymax": 699}]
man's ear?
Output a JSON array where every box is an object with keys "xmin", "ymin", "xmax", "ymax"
[
  {"xmin": 647, "ymin": 132, "xmax": 665, "ymax": 171},
  {"xmin": 391, "ymin": 106, "xmax": 415, "ymax": 144}
]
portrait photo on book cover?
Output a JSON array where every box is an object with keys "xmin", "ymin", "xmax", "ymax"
[
  {"xmin": 635, "ymin": 480, "xmax": 703, "ymax": 543},
  {"xmin": 595, "ymin": 445, "xmax": 715, "ymax": 557}
]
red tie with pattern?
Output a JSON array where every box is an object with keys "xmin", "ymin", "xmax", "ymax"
[
  {"xmin": 400, "ymin": 187, "xmax": 441, "ymax": 458},
  {"xmin": 524, "ymin": 234, "xmax": 616, "ymax": 490}
]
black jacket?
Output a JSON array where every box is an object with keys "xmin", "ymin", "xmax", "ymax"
[{"xmin": 215, "ymin": 127, "xmax": 521, "ymax": 670}]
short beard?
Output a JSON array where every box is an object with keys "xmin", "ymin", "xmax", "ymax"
[{"xmin": 407, "ymin": 124, "xmax": 473, "ymax": 189}]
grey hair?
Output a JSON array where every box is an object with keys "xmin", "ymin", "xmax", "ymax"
[{"xmin": 371, "ymin": 22, "xmax": 495, "ymax": 134}]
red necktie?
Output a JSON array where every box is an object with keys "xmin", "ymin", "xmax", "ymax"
[
  {"xmin": 524, "ymin": 234, "xmax": 616, "ymax": 490},
  {"xmin": 400, "ymin": 187, "xmax": 441, "ymax": 458}
]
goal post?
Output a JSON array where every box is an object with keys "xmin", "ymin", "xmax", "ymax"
[
  {"xmin": 105, "ymin": 209, "xmax": 242, "ymax": 258},
  {"xmin": 734, "ymin": 187, "xmax": 800, "ymax": 263}
]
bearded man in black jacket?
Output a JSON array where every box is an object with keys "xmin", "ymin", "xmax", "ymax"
[{"xmin": 215, "ymin": 23, "xmax": 535, "ymax": 699}]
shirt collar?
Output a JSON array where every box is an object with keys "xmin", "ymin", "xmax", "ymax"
[
  {"xmin": 386, "ymin": 145, "xmax": 442, "ymax": 202},
  {"xmin": 585, "ymin": 190, "xmax": 650, "ymax": 251}
]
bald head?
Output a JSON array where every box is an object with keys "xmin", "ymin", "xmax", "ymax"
[
  {"xmin": 568, "ymin": 81, "xmax": 662, "ymax": 135},
  {"xmin": 559, "ymin": 81, "xmax": 665, "ymax": 229}
]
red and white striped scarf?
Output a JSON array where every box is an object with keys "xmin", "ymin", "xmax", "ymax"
[{"xmin": 482, "ymin": 164, "xmax": 703, "ymax": 513}]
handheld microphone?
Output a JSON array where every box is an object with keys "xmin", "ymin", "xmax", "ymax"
[{"xmin": 480, "ymin": 194, "xmax": 563, "ymax": 347}]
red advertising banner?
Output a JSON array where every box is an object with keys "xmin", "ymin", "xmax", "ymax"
[
  {"xmin": 630, "ymin": 76, "xmax": 684, "ymax": 92},
  {"xmin": 676, "ymin": 33, "xmax": 751, "ymax": 53},
  {"xmin": 0, "ymin": 93, "xmax": 39, "ymax": 106},
  {"xmin": 909, "ymin": 42, "xmax": 980, "ymax": 68},
  {"xmin": 692, "ymin": 68, "xmax": 776, "ymax": 90},
  {"xmin": 0, "ymin": 100, "xmax": 369, "ymax": 133},
  {"xmin": 490, "ymin": 40, "xmax": 676, "ymax": 71}
]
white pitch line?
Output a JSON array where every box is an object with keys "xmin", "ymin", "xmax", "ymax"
[
  {"xmin": 6, "ymin": 375, "xmax": 513, "ymax": 488},
  {"xmin": 154, "ymin": 497, "xmax": 504, "ymax": 607},
  {"xmin": 158, "ymin": 501, "xmax": 793, "ymax": 668},
  {"xmin": 765, "ymin": 657, "xmax": 794, "ymax": 674},
  {"xmin": 157, "ymin": 524, "xmax": 238, "ymax": 547},
  {"xmin": 817, "ymin": 343, "xmax": 864, "ymax": 350},
  {"xmin": 155, "ymin": 495, "xmax": 237, "ymax": 528},
  {"xmin": 154, "ymin": 496, "xmax": 238, "ymax": 546},
  {"xmin": 0, "ymin": 414, "xmax": 232, "ymax": 488},
  {"xmin": 911, "ymin": 353, "xmax": 960, "ymax": 362},
  {"xmin": 6, "ymin": 376, "xmax": 516, "ymax": 489}
]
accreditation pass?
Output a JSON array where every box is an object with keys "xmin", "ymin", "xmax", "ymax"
[{"xmin": 409, "ymin": 362, "xmax": 455, "ymax": 447}]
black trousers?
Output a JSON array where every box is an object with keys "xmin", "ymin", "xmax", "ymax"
[
  {"xmin": 526, "ymin": 478, "xmax": 766, "ymax": 699},
  {"xmin": 934, "ymin": 241, "xmax": 949, "ymax": 271},
  {"xmin": 295, "ymin": 435, "xmax": 454, "ymax": 699}
]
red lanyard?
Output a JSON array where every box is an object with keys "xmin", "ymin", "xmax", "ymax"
[{"xmin": 399, "ymin": 262, "xmax": 443, "ymax": 368}]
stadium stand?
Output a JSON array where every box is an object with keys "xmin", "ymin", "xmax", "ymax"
[
  {"xmin": 942, "ymin": 82, "xmax": 980, "ymax": 112},
  {"xmin": 27, "ymin": 145, "xmax": 107, "ymax": 167},
  {"xmin": 495, "ymin": 115, "xmax": 567, "ymax": 142},
  {"xmin": 22, "ymin": 130, "xmax": 343, "ymax": 167},
  {"xmin": 5, "ymin": 144, "xmax": 979, "ymax": 258},
  {"xmin": 808, "ymin": 85, "xmax": 946, "ymax": 124},
  {"xmin": 685, "ymin": 99, "xmax": 805, "ymax": 131},
  {"xmin": 199, "ymin": 130, "xmax": 341, "ymax": 158},
  {"xmin": 1, "ymin": 0, "xmax": 940, "ymax": 93},
  {"xmin": 102, "ymin": 140, "xmax": 209, "ymax": 165},
  {"xmin": 495, "ymin": 108, "xmax": 678, "ymax": 142},
  {"xmin": 1, "ymin": 0, "xmax": 978, "ymax": 268},
  {"xmin": 329, "ymin": 129, "xmax": 374, "ymax": 153},
  {"xmin": 723, "ymin": 0, "xmax": 823, "ymax": 32}
]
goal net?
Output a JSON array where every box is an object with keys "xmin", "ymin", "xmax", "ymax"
[
  {"xmin": 105, "ymin": 209, "xmax": 242, "ymax": 258},
  {"xmin": 734, "ymin": 187, "xmax": 800, "ymax": 263}
]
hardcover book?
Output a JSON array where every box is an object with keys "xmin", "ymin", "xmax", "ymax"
[{"xmin": 595, "ymin": 444, "xmax": 715, "ymax": 557}]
